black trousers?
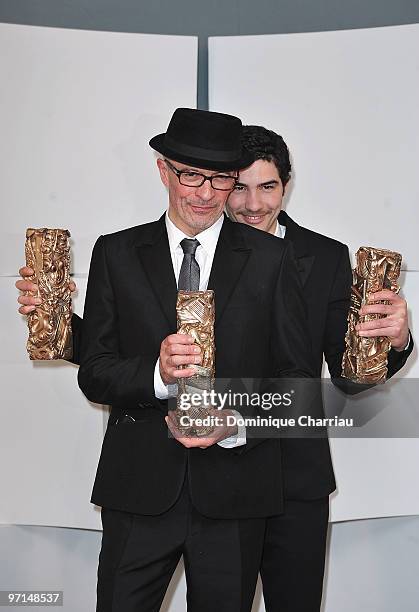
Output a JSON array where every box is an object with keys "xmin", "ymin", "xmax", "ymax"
[
  {"xmin": 97, "ymin": 481, "xmax": 265, "ymax": 612},
  {"xmin": 261, "ymin": 497, "xmax": 330, "ymax": 612}
]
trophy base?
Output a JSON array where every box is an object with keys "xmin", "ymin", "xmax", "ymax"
[{"xmin": 174, "ymin": 365, "xmax": 215, "ymax": 437}]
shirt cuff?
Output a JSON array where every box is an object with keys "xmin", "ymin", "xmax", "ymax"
[
  {"xmin": 217, "ymin": 410, "xmax": 247, "ymax": 449},
  {"xmin": 154, "ymin": 359, "xmax": 178, "ymax": 399}
]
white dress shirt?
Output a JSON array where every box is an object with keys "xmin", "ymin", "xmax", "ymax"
[{"xmin": 154, "ymin": 212, "xmax": 245, "ymax": 448}]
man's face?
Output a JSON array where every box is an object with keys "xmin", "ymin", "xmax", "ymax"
[
  {"xmin": 226, "ymin": 159, "xmax": 285, "ymax": 235},
  {"xmin": 157, "ymin": 158, "xmax": 236, "ymax": 236}
]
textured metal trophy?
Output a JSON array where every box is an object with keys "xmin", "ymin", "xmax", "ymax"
[
  {"xmin": 25, "ymin": 228, "xmax": 73, "ymax": 360},
  {"xmin": 342, "ymin": 246, "xmax": 402, "ymax": 383},
  {"xmin": 174, "ymin": 290, "xmax": 216, "ymax": 436}
]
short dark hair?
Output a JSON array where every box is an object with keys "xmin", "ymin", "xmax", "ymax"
[{"xmin": 242, "ymin": 125, "xmax": 291, "ymax": 186}]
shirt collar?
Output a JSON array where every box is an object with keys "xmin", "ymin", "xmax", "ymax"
[
  {"xmin": 165, "ymin": 212, "xmax": 224, "ymax": 254},
  {"xmin": 274, "ymin": 220, "xmax": 287, "ymax": 239}
]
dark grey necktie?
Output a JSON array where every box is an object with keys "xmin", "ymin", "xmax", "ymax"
[{"xmin": 178, "ymin": 238, "xmax": 200, "ymax": 291}]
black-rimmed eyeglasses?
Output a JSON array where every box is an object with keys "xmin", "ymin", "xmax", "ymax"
[{"xmin": 164, "ymin": 159, "xmax": 238, "ymax": 191}]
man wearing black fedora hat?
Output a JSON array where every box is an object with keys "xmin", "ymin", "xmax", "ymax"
[{"xmin": 17, "ymin": 108, "xmax": 316, "ymax": 611}]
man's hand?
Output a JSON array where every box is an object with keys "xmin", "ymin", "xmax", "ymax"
[
  {"xmin": 16, "ymin": 266, "xmax": 77, "ymax": 315},
  {"xmin": 165, "ymin": 408, "xmax": 238, "ymax": 449},
  {"xmin": 159, "ymin": 333, "xmax": 202, "ymax": 385},
  {"xmin": 357, "ymin": 289, "xmax": 409, "ymax": 351}
]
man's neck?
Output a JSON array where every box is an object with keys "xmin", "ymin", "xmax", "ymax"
[
  {"xmin": 165, "ymin": 212, "xmax": 224, "ymax": 244},
  {"xmin": 167, "ymin": 210, "xmax": 223, "ymax": 238}
]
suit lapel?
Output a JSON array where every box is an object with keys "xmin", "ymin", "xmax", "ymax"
[
  {"xmin": 208, "ymin": 217, "xmax": 251, "ymax": 327},
  {"xmin": 280, "ymin": 210, "xmax": 315, "ymax": 287},
  {"xmin": 136, "ymin": 216, "xmax": 177, "ymax": 331}
]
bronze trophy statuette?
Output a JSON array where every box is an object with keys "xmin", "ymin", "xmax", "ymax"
[
  {"xmin": 25, "ymin": 228, "xmax": 73, "ymax": 360},
  {"xmin": 342, "ymin": 246, "xmax": 402, "ymax": 384},
  {"xmin": 174, "ymin": 290, "xmax": 216, "ymax": 436}
]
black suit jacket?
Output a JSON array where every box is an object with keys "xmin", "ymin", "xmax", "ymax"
[
  {"xmin": 278, "ymin": 210, "xmax": 414, "ymax": 500},
  {"xmin": 77, "ymin": 215, "xmax": 316, "ymax": 518}
]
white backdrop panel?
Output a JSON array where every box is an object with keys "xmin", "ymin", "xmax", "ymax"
[
  {"xmin": 0, "ymin": 23, "xmax": 197, "ymax": 274},
  {"xmin": 209, "ymin": 26, "xmax": 419, "ymax": 522},
  {"xmin": 0, "ymin": 24, "xmax": 197, "ymax": 528},
  {"xmin": 209, "ymin": 24, "xmax": 419, "ymax": 270},
  {"xmin": 0, "ymin": 276, "xmax": 105, "ymax": 529},
  {"xmin": 330, "ymin": 438, "xmax": 419, "ymax": 522},
  {"xmin": 329, "ymin": 271, "xmax": 418, "ymax": 521}
]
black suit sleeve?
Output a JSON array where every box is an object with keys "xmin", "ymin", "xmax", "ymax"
[
  {"xmin": 68, "ymin": 312, "xmax": 83, "ymax": 366},
  {"xmin": 387, "ymin": 334, "xmax": 414, "ymax": 376},
  {"xmin": 327, "ymin": 244, "xmax": 414, "ymax": 394},
  {"xmin": 77, "ymin": 235, "xmax": 156, "ymax": 406}
]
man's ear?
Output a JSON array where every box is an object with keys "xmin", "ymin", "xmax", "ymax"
[{"xmin": 157, "ymin": 158, "xmax": 169, "ymax": 188}]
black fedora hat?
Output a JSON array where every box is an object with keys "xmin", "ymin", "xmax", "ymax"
[{"xmin": 149, "ymin": 108, "xmax": 254, "ymax": 171}]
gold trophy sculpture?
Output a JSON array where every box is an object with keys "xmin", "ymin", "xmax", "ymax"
[
  {"xmin": 342, "ymin": 246, "xmax": 402, "ymax": 384},
  {"xmin": 174, "ymin": 290, "xmax": 216, "ymax": 436},
  {"xmin": 25, "ymin": 228, "xmax": 73, "ymax": 360}
]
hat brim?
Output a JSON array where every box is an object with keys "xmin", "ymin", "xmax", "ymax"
[{"xmin": 149, "ymin": 133, "xmax": 254, "ymax": 172}]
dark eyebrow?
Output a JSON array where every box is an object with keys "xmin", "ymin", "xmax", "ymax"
[
  {"xmin": 259, "ymin": 180, "xmax": 280, "ymax": 187},
  {"xmin": 234, "ymin": 179, "xmax": 280, "ymax": 188}
]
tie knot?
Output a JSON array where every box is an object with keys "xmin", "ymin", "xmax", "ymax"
[{"xmin": 180, "ymin": 238, "xmax": 200, "ymax": 256}]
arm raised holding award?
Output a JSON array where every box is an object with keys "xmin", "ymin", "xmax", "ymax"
[{"xmin": 22, "ymin": 228, "xmax": 74, "ymax": 360}]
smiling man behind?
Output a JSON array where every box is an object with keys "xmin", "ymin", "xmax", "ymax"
[{"xmin": 226, "ymin": 124, "xmax": 412, "ymax": 612}]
